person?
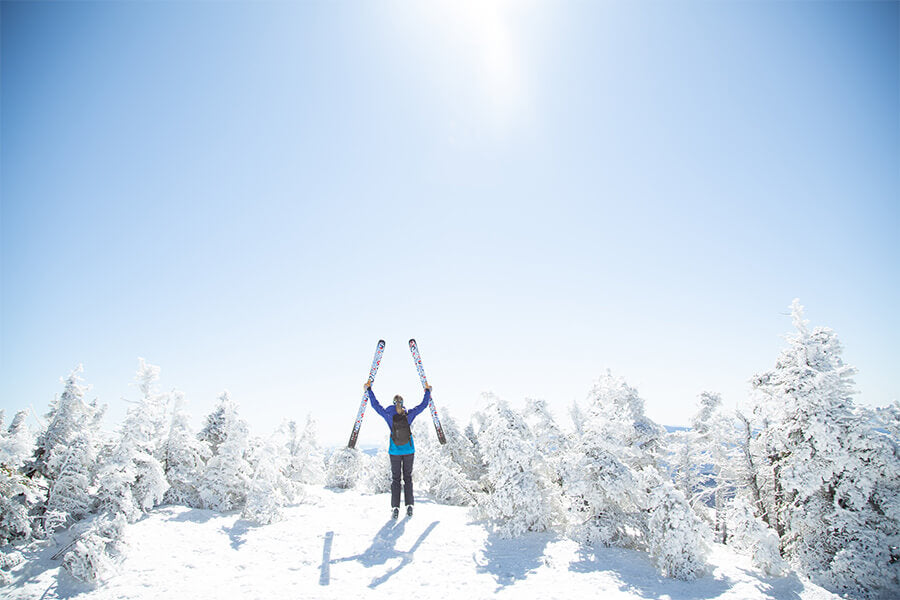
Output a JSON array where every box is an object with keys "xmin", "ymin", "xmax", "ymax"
[{"xmin": 364, "ymin": 380, "xmax": 432, "ymax": 519}]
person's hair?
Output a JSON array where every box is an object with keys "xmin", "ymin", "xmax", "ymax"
[
  {"xmin": 393, "ymin": 395, "xmax": 403, "ymax": 405},
  {"xmin": 393, "ymin": 395, "xmax": 405, "ymax": 414}
]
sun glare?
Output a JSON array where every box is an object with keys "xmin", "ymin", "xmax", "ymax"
[{"xmin": 410, "ymin": 0, "xmax": 531, "ymax": 134}]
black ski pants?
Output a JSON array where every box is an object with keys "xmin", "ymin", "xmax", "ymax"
[{"xmin": 390, "ymin": 453, "xmax": 414, "ymax": 508}]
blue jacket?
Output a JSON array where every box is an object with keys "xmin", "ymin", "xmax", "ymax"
[{"xmin": 368, "ymin": 388, "xmax": 431, "ymax": 455}]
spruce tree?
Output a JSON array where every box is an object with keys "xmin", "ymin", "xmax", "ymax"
[
  {"xmin": 0, "ymin": 410, "xmax": 35, "ymax": 544},
  {"xmin": 94, "ymin": 360, "xmax": 170, "ymax": 521},
  {"xmin": 197, "ymin": 393, "xmax": 251, "ymax": 511},
  {"xmin": 161, "ymin": 392, "xmax": 210, "ymax": 507},
  {"xmin": 470, "ymin": 393, "xmax": 561, "ymax": 537},
  {"xmin": 26, "ymin": 366, "xmax": 105, "ymax": 536},
  {"xmin": 564, "ymin": 371, "xmax": 709, "ymax": 580},
  {"xmin": 748, "ymin": 300, "xmax": 900, "ymax": 597}
]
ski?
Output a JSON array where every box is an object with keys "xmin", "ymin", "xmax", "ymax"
[
  {"xmin": 408, "ymin": 338, "xmax": 447, "ymax": 444},
  {"xmin": 347, "ymin": 339, "xmax": 386, "ymax": 448}
]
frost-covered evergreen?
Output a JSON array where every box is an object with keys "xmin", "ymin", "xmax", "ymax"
[
  {"xmin": 748, "ymin": 300, "xmax": 900, "ymax": 597},
  {"xmin": 588, "ymin": 371, "xmax": 667, "ymax": 469},
  {"xmin": 62, "ymin": 512, "xmax": 127, "ymax": 585},
  {"xmin": 565, "ymin": 372, "xmax": 709, "ymax": 580},
  {"xmin": 670, "ymin": 429, "xmax": 694, "ymax": 503},
  {"xmin": 94, "ymin": 360, "xmax": 170, "ymax": 522},
  {"xmin": 325, "ymin": 446, "xmax": 362, "ymax": 489},
  {"xmin": 0, "ymin": 410, "xmax": 35, "ymax": 544},
  {"xmin": 0, "ymin": 467, "xmax": 32, "ymax": 545},
  {"xmin": 643, "ymin": 472, "xmax": 711, "ymax": 580},
  {"xmin": 283, "ymin": 416, "xmax": 325, "ymax": 486},
  {"xmin": 873, "ymin": 400, "xmax": 900, "ymax": 441},
  {"xmin": 197, "ymin": 393, "xmax": 251, "ymax": 511},
  {"xmin": 681, "ymin": 392, "xmax": 738, "ymax": 542},
  {"xmin": 1, "ymin": 410, "xmax": 33, "ymax": 466},
  {"xmin": 242, "ymin": 431, "xmax": 297, "ymax": 525},
  {"xmin": 198, "ymin": 395, "xmax": 231, "ymax": 455},
  {"xmin": 161, "ymin": 393, "xmax": 210, "ymax": 507},
  {"xmin": 524, "ymin": 398, "xmax": 569, "ymax": 487},
  {"xmin": 562, "ymin": 430, "xmax": 640, "ymax": 547},
  {"xmin": 27, "ymin": 367, "xmax": 106, "ymax": 537},
  {"xmin": 0, "ymin": 549, "xmax": 24, "ymax": 585},
  {"xmin": 43, "ymin": 435, "xmax": 98, "ymax": 533},
  {"xmin": 726, "ymin": 496, "xmax": 787, "ymax": 576},
  {"xmin": 27, "ymin": 366, "xmax": 105, "ymax": 484},
  {"xmin": 358, "ymin": 449, "xmax": 391, "ymax": 495},
  {"xmin": 470, "ymin": 393, "xmax": 561, "ymax": 537},
  {"xmin": 564, "ymin": 373, "xmax": 650, "ymax": 548},
  {"xmin": 412, "ymin": 410, "xmax": 478, "ymax": 506}
]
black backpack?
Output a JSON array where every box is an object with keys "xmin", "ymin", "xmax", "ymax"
[{"xmin": 391, "ymin": 413, "xmax": 411, "ymax": 446}]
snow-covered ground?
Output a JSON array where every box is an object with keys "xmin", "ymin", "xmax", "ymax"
[{"xmin": 5, "ymin": 487, "xmax": 839, "ymax": 600}]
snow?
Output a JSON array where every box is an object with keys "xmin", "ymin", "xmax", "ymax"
[{"xmin": 4, "ymin": 486, "xmax": 840, "ymax": 600}]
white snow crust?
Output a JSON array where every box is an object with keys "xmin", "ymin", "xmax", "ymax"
[{"xmin": 3, "ymin": 486, "xmax": 840, "ymax": 600}]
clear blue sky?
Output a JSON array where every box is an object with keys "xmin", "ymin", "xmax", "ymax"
[{"xmin": 2, "ymin": 1, "xmax": 898, "ymax": 447}]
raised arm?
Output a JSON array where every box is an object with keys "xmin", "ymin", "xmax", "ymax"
[
  {"xmin": 366, "ymin": 385, "xmax": 387, "ymax": 418},
  {"xmin": 407, "ymin": 386, "xmax": 432, "ymax": 421}
]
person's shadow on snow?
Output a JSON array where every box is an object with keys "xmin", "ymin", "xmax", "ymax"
[{"xmin": 320, "ymin": 518, "xmax": 439, "ymax": 588}]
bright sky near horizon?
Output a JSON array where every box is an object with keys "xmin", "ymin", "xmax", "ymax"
[{"xmin": 2, "ymin": 1, "xmax": 898, "ymax": 448}]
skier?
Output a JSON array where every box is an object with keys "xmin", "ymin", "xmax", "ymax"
[{"xmin": 364, "ymin": 380, "xmax": 432, "ymax": 519}]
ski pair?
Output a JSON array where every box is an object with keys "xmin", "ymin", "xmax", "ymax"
[{"xmin": 346, "ymin": 339, "xmax": 446, "ymax": 448}]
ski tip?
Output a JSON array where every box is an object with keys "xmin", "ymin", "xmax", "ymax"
[
  {"xmin": 408, "ymin": 338, "xmax": 416, "ymax": 346},
  {"xmin": 378, "ymin": 339, "xmax": 386, "ymax": 346}
]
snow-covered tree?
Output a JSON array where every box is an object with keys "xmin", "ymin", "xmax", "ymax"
[
  {"xmin": 524, "ymin": 398, "xmax": 570, "ymax": 487},
  {"xmin": 43, "ymin": 434, "xmax": 98, "ymax": 534},
  {"xmin": 412, "ymin": 410, "xmax": 478, "ymax": 506},
  {"xmin": 197, "ymin": 393, "xmax": 251, "ymax": 511},
  {"xmin": 873, "ymin": 400, "xmax": 900, "ymax": 441},
  {"xmin": 0, "ymin": 550, "xmax": 24, "ymax": 585},
  {"xmin": 565, "ymin": 373, "xmax": 653, "ymax": 547},
  {"xmin": 62, "ymin": 512, "xmax": 127, "ymax": 585},
  {"xmin": 670, "ymin": 429, "xmax": 694, "ymax": 501},
  {"xmin": 748, "ymin": 300, "xmax": 900, "ymax": 597},
  {"xmin": 358, "ymin": 448, "xmax": 391, "ymax": 495},
  {"xmin": 726, "ymin": 496, "xmax": 787, "ymax": 576},
  {"xmin": 133, "ymin": 358, "xmax": 170, "ymax": 452},
  {"xmin": 569, "ymin": 399, "xmax": 586, "ymax": 438},
  {"xmin": 0, "ymin": 410, "xmax": 35, "ymax": 543},
  {"xmin": 325, "ymin": 447, "xmax": 362, "ymax": 490},
  {"xmin": 562, "ymin": 432, "xmax": 641, "ymax": 547},
  {"xmin": 27, "ymin": 366, "xmax": 104, "ymax": 483},
  {"xmin": 0, "ymin": 467, "xmax": 32, "ymax": 545},
  {"xmin": 470, "ymin": 393, "xmax": 561, "ymax": 537},
  {"xmin": 644, "ymin": 472, "xmax": 711, "ymax": 580},
  {"xmin": 1, "ymin": 410, "xmax": 33, "ymax": 465},
  {"xmin": 94, "ymin": 360, "xmax": 170, "ymax": 521},
  {"xmin": 679, "ymin": 392, "xmax": 739, "ymax": 542},
  {"xmin": 283, "ymin": 416, "xmax": 325, "ymax": 486},
  {"xmin": 198, "ymin": 394, "xmax": 232, "ymax": 455},
  {"xmin": 564, "ymin": 372, "xmax": 709, "ymax": 580},
  {"xmin": 586, "ymin": 371, "xmax": 667, "ymax": 470},
  {"xmin": 734, "ymin": 410, "xmax": 766, "ymax": 524},
  {"xmin": 26, "ymin": 367, "xmax": 105, "ymax": 537},
  {"xmin": 242, "ymin": 430, "xmax": 297, "ymax": 525},
  {"xmin": 161, "ymin": 392, "xmax": 210, "ymax": 507}
]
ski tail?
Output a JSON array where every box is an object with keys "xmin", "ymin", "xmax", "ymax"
[
  {"xmin": 408, "ymin": 338, "xmax": 447, "ymax": 445},
  {"xmin": 348, "ymin": 339, "xmax": 386, "ymax": 448}
]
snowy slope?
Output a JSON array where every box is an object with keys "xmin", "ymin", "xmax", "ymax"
[{"xmin": 5, "ymin": 487, "xmax": 839, "ymax": 600}]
